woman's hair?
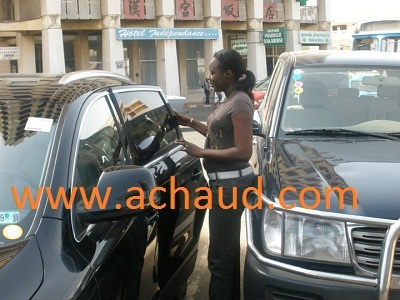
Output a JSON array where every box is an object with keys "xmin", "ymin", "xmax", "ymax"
[{"xmin": 213, "ymin": 48, "xmax": 256, "ymax": 100}]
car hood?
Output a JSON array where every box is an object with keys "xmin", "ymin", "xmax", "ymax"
[
  {"xmin": 274, "ymin": 138, "xmax": 400, "ymax": 219},
  {"xmin": 0, "ymin": 237, "xmax": 43, "ymax": 299}
]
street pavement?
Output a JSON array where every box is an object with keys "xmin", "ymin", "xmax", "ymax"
[{"xmin": 181, "ymin": 106, "xmax": 247, "ymax": 300}]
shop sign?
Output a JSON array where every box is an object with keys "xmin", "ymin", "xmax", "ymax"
[
  {"xmin": 221, "ymin": 0, "xmax": 239, "ymax": 21},
  {"xmin": 176, "ymin": 0, "xmax": 195, "ymax": 20},
  {"xmin": 263, "ymin": 27, "xmax": 286, "ymax": 46},
  {"xmin": 263, "ymin": 2, "xmax": 278, "ymax": 22},
  {"xmin": 231, "ymin": 39, "xmax": 247, "ymax": 56},
  {"xmin": 123, "ymin": 0, "xmax": 145, "ymax": 19},
  {"xmin": 0, "ymin": 47, "xmax": 19, "ymax": 60},
  {"xmin": 116, "ymin": 28, "xmax": 219, "ymax": 40},
  {"xmin": 300, "ymin": 31, "xmax": 331, "ymax": 44}
]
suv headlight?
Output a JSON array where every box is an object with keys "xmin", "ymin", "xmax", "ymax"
[{"xmin": 263, "ymin": 209, "xmax": 350, "ymax": 264}]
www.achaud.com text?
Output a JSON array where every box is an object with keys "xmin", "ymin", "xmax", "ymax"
[{"xmin": 10, "ymin": 176, "xmax": 357, "ymax": 210}]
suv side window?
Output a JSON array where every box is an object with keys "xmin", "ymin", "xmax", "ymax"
[
  {"xmin": 75, "ymin": 95, "xmax": 125, "ymax": 193},
  {"xmin": 116, "ymin": 90, "xmax": 179, "ymax": 165}
]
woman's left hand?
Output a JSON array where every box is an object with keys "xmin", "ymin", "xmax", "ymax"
[{"xmin": 175, "ymin": 140, "xmax": 203, "ymax": 158}]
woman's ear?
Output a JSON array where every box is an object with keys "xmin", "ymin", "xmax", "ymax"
[{"xmin": 225, "ymin": 70, "xmax": 233, "ymax": 79}]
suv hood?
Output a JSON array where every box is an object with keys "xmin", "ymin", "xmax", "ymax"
[{"xmin": 275, "ymin": 139, "xmax": 400, "ymax": 219}]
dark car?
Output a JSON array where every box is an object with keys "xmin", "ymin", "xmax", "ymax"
[
  {"xmin": 0, "ymin": 71, "xmax": 206, "ymax": 300},
  {"xmin": 245, "ymin": 51, "xmax": 400, "ymax": 300}
]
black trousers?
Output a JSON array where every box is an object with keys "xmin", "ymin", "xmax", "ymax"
[{"xmin": 207, "ymin": 173, "xmax": 255, "ymax": 300}]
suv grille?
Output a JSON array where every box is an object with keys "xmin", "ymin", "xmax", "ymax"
[{"xmin": 352, "ymin": 227, "xmax": 400, "ymax": 274}]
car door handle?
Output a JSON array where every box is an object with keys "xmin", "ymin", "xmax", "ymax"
[
  {"xmin": 145, "ymin": 211, "xmax": 159, "ymax": 225},
  {"xmin": 192, "ymin": 168, "xmax": 202, "ymax": 180}
]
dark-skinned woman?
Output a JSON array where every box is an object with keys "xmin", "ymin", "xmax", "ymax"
[{"xmin": 175, "ymin": 48, "xmax": 256, "ymax": 300}]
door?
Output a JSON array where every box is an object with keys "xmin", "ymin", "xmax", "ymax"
[{"xmin": 112, "ymin": 87, "xmax": 205, "ymax": 297}]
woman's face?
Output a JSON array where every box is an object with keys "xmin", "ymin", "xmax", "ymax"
[{"xmin": 208, "ymin": 57, "xmax": 230, "ymax": 93}]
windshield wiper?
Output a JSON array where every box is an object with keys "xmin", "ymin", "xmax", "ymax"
[{"xmin": 286, "ymin": 128, "xmax": 397, "ymax": 140}]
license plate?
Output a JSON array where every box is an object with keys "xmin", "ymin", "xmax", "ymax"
[{"xmin": 0, "ymin": 211, "xmax": 20, "ymax": 224}]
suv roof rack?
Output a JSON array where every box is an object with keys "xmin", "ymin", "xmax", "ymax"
[{"xmin": 58, "ymin": 70, "xmax": 134, "ymax": 85}]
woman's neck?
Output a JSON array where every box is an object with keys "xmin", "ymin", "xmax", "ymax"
[{"xmin": 224, "ymin": 86, "xmax": 238, "ymax": 98}]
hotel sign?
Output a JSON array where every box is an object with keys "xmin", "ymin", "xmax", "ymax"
[{"xmin": 116, "ymin": 28, "xmax": 219, "ymax": 40}]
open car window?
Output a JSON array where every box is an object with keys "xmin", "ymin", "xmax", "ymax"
[{"xmin": 116, "ymin": 90, "xmax": 179, "ymax": 165}]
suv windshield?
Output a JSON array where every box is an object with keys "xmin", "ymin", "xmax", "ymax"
[
  {"xmin": 0, "ymin": 100, "xmax": 59, "ymax": 244},
  {"xmin": 280, "ymin": 67, "xmax": 400, "ymax": 135}
]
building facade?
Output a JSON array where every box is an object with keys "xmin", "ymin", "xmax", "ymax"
[{"xmin": 0, "ymin": 0, "xmax": 331, "ymax": 102}]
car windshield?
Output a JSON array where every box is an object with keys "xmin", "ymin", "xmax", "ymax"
[
  {"xmin": 280, "ymin": 67, "xmax": 400, "ymax": 135},
  {"xmin": 0, "ymin": 99, "xmax": 59, "ymax": 244}
]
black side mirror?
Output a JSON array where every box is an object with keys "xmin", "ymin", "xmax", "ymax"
[
  {"xmin": 252, "ymin": 110, "xmax": 265, "ymax": 138},
  {"xmin": 76, "ymin": 166, "xmax": 159, "ymax": 224}
]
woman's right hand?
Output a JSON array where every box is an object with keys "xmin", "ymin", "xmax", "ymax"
[{"xmin": 174, "ymin": 110, "xmax": 193, "ymax": 127}]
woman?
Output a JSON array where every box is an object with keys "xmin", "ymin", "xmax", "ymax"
[{"xmin": 175, "ymin": 48, "xmax": 256, "ymax": 300}]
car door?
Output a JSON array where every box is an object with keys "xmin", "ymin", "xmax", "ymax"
[
  {"xmin": 69, "ymin": 91, "xmax": 158, "ymax": 300},
  {"xmin": 112, "ymin": 86, "xmax": 206, "ymax": 299}
]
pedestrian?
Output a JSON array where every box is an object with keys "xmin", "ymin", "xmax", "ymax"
[
  {"xmin": 202, "ymin": 77, "xmax": 211, "ymax": 104},
  {"xmin": 174, "ymin": 48, "xmax": 256, "ymax": 300},
  {"xmin": 216, "ymin": 91, "xmax": 223, "ymax": 105}
]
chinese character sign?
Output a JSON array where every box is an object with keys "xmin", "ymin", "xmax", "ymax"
[
  {"xmin": 176, "ymin": 0, "xmax": 195, "ymax": 20},
  {"xmin": 124, "ymin": 0, "xmax": 145, "ymax": 19},
  {"xmin": 221, "ymin": 0, "xmax": 239, "ymax": 21},
  {"xmin": 263, "ymin": 2, "xmax": 278, "ymax": 23}
]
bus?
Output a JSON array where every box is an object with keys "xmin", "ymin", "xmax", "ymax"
[{"xmin": 351, "ymin": 19, "xmax": 400, "ymax": 52}]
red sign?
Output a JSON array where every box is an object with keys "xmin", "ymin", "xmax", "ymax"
[
  {"xmin": 221, "ymin": 0, "xmax": 239, "ymax": 21},
  {"xmin": 124, "ymin": 0, "xmax": 145, "ymax": 20},
  {"xmin": 176, "ymin": 0, "xmax": 195, "ymax": 20},
  {"xmin": 263, "ymin": 2, "xmax": 278, "ymax": 22}
]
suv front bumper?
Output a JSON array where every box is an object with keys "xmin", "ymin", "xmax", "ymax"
[{"xmin": 244, "ymin": 200, "xmax": 400, "ymax": 300}]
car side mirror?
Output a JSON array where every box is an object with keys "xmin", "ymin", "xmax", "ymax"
[
  {"xmin": 75, "ymin": 166, "xmax": 159, "ymax": 224},
  {"xmin": 252, "ymin": 110, "xmax": 265, "ymax": 138}
]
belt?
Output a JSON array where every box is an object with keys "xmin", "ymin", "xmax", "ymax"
[{"xmin": 207, "ymin": 166, "xmax": 254, "ymax": 180}]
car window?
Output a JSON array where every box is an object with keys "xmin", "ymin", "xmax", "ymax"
[
  {"xmin": 116, "ymin": 90, "xmax": 179, "ymax": 165},
  {"xmin": 74, "ymin": 96, "xmax": 125, "ymax": 197}
]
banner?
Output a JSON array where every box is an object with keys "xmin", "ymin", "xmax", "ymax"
[{"xmin": 116, "ymin": 28, "xmax": 219, "ymax": 40}]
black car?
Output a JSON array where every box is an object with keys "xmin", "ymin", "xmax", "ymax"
[
  {"xmin": 0, "ymin": 71, "xmax": 206, "ymax": 300},
  {"xmin": 245, "ymin": 51, "xmax": 400, "ymax": 300}
]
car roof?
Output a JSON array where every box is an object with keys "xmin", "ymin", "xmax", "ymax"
[
  {"xmin": 281, "ymin": 50, "xmax": 400, "ymax": 68},
  {"xmin": 0, "ymin": 70, "xmax": 134, "ymax": 103}
]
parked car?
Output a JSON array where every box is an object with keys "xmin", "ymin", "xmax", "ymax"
[
  {"xmin": 252, "ymin": 76, "xmax": 270, "ymax": 109},
  {"xmin": 245, "ymin": 50, "xmax": 400, "ymax": 300},
  {"xmin": 0, "ymin": 70, "xmax": 206, "ymax": 300}
]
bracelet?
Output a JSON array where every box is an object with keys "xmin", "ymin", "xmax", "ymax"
[{"xmin": 190, "ymin": 118, "xmax": 194, "ymax": 124}]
